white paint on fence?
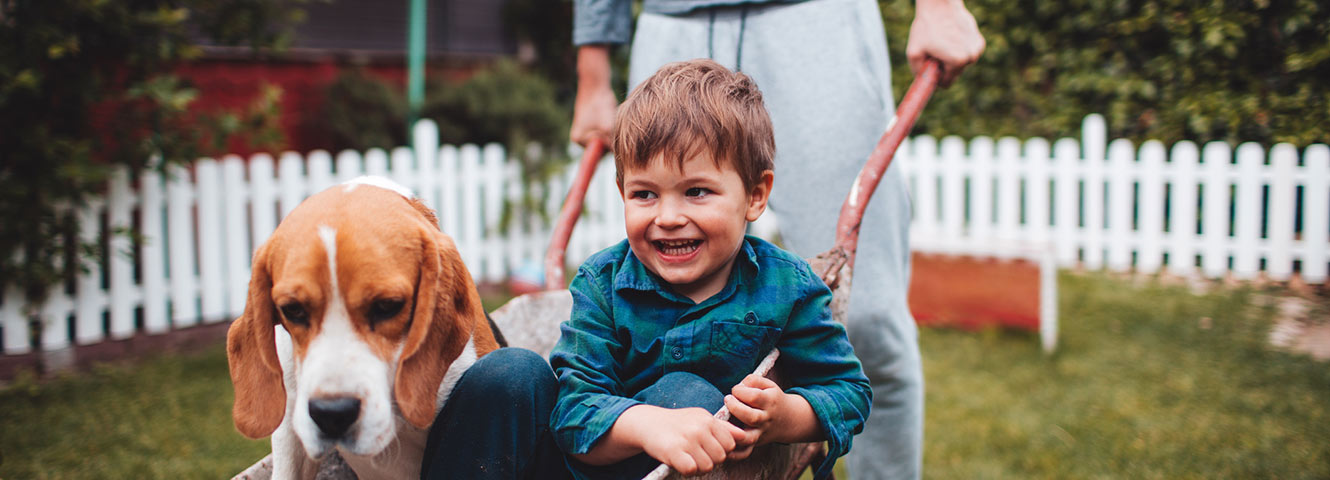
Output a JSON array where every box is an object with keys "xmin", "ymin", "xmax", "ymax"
[{"xmin": 2, "ymin": 114, "xmax": 1327, "ymax": 356}]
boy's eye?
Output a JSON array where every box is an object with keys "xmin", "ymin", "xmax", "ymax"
[
  {"xmin": 631, "ymin": 190, "xmax": 657, "ymax": 200},
  {"xmin": 685, "ymin": 187, "xmax": 710, "ymax": 198}
]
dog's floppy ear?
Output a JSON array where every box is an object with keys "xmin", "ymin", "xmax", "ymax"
[
  {"xmin": 227, "ymin": 242, "xmax": 286, "ymax": 438},
  {"xmin": 394, "ymin": 228, "xmax": 474, "ymax": 428}
]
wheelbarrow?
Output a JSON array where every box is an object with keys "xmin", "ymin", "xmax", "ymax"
[
  {"xmin": 234, "ymin": 59, "xmax": 941, "ymax": 480},
  {"xmin": 494, "ymin": 59, "xmax": 943, "ymax": 480}
]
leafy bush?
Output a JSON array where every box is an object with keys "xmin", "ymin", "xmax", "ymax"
[
  {"xmin": 0, "ymin": 1, "xmax": 298, "ymax": 301},
  {"xmin": 423, "ymin": 59, "xmax": 570, "ymax": 175},
  {"xmin": 321, "ymin": 70, "xmax": 408, "ymax": 151},
  {"xmin": 880, "ymin": 0, "xmax": 1329, "ymax": 146}
]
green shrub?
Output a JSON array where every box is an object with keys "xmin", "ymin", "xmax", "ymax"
[
  {"xmin": 881, "ymin": 0, "xmax": 1330, "ymax": 146},
  {"xmin": 0, "ymin": 1, "xmax": 296, "ymax": 301},
  {"xmin": 321, "ymin": 69, "xmax": 408, "ymax": 151}
]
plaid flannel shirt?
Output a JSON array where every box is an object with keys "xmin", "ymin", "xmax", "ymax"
[{"xmin": 549, "ymin": 236, "xmax": 870, "ymax": 478}]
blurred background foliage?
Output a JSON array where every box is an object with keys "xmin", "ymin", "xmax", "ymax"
[
  {"xmin": 4, "ymin": 0, "xmax": 1327, "ymax": 299},
  {"xmin": 881, "ymin": 0, "xmax": 1330, "ymax": 147},
  {"xmin": 320, "ymin": 59, "xmax": 569, "ymax": 178},
  {"xmin": 0, "ymin": 1, "xmax": 299, "ymax": 299}
]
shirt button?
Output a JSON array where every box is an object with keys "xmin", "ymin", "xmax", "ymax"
[{"xmin": 671, "ymin": 347, "xmax": 683, "ymax": 359}]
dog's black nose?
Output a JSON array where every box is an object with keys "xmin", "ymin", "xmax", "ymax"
[{"xmin": 308, "ymin": 397, "xmax": 361, "ymax": 438}]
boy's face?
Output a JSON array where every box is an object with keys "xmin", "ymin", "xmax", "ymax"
[{"xmin": 620, "ymin": 151, "xmax": 772, "ymax": 303}]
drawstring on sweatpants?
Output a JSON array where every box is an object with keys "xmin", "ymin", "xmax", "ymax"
[{"xmin": 706, "ymin": 5, "xmax": 750, "ymax": 72}]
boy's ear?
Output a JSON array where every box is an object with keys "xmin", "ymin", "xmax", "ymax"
[{"xmin": 746, "ymin": 170, "xmax": 775, "ymax": 222}]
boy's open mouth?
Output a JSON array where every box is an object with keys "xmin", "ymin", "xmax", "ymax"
[{"xmin": 653, "ymin": 239, "xmax": 701, "ymax": 257}]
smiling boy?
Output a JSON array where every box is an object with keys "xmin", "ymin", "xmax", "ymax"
[{"xmin": 549, "ymin": 59, "xmax": 871, "ymax": 480}]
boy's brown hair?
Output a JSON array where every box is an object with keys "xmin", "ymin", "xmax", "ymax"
[{"xmin": 612, "ymin": 59, "xmax": 775, "ymax": 190}]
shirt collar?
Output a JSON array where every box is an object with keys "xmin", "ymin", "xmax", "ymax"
[{"xmin": 613, "ymin": 236, "xmax": 762, "ymax": 305}]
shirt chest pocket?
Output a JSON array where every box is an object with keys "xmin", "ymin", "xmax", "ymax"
[{"xmin": 709, "ymin": 316, "xmax": 782, "ymax": 359}]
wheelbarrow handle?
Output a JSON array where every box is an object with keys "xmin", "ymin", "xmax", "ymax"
[
  {"xmin": 827, "ymin": 59, "xmax": 940, "ymax": 275},
  {"xmin": 545, "ymin": 138, "xmax": 608, "ymax": 290}
]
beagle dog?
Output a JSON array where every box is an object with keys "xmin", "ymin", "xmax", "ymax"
[{"xmin": 227, "ymin": 176, "xmax": 501, "ymax": 479}]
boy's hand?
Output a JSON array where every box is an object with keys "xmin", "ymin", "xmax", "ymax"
[
  {"xmin": 725, "ymin": 375, "xmax": 821, "ymax": 445},
  {"xmin": 621, "ymin": 405, "xmax": 750, "ymax": 475}
]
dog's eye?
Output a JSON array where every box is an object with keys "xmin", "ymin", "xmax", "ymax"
[
  {"xmin": 368, "ymin": 299, "xmax": 405, "ymax": 325},
  {"xmin": 279, "ymin": 303, "xmax": 309, "ymax": 326}
]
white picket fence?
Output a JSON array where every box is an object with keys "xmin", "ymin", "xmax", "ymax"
[
  {"xmin": 903, "ymin": 115, "xmax": 1328, "ymax": 284},
  {"xmin": 1, "ymin": 115, "xmax": 1327, "ymax": 357}
]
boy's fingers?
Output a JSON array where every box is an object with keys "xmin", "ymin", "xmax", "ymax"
[
  {"xmin": 741, "ymin": 374, "xmax": 778, "ymax": 389},
  {"xmin": 691, "ymin": 444, "xmax": 717, "ymax": 473},
  {"xmin": 725, "ymin": 394, "xmax": 770, "ymax": 426},
  {"xmin": 702, "ymin": 435, "xmax": 727, "ymax": 466},
  {"xmin": 729, "ymin": 442, "xmax": 755, "ymax": 461},
  {"xmin": 713, "ymin": 420, "xmax": 739, "ymax": 452},
  {"xmin": 668, "ymin": 451, "xmax": 698, "ymax": 475}
]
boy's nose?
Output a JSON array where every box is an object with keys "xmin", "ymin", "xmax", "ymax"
[{"xmin": 654, "ymin": 198, "xmax": 688, "ymax": 227}]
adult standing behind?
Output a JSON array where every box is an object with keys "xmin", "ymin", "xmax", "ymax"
[{"xmin": 567, "ymin": 0, "xmax": 982, "ymax": 479}]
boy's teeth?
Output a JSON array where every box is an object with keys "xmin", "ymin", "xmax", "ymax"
[{"xmin": 656, "ymin": 239, "xmax": 699, "ymax": 255}]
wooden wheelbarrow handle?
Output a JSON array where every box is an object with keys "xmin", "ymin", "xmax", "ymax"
[
  {"xmin": 544, "ymin": 138, "xmax": 608, "ymax": 290},
  {"xmin": 820, "ymin": 59, "xmax": 940, "ymax": 288}
]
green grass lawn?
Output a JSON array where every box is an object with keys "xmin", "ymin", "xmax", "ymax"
[{"xmin": 1, "ymin": 273, "xmax": 1327, "ymax": 479}]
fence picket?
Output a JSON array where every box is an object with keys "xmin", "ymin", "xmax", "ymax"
[
  {"xmin": 167, "ymin": 164, "xmax": 199, "ymax": 327},
  {"xmin": 1167, "ymin": 142, "xmax": 1200, "ymax": 276},
  {"xmin": 107, "ymin": 166, "xmax": 135, "ymax": 339},
  {"xmin": 279, "ymin": 152, "xmax": 306, "ymax": 220},
  {"xmin": 74, "ymin": 202, "xmax": 103, "ymax": 345},
  {"xmin": 196, "ymin": 159, "xmax": 227, "ymax": 323},
  {"xmin": 1233, "ymin": 143, "xmax": 1264, "ymax": 279},
  {"xmin": 1305, "ymin": 145, "xmax": 1330, "ymax": 283},
  {"xmin": 391, "ymin": 147, "xmax": 415, "ymax": 197},
  {"xmin": 438, "ymin": 145, "xmax": 460, "ymax": 235},
  {"xmin": 940, "ymin": 137, "xmax": 967, "ymax": 254},
  {"xmin": 1106, "ymin": 139, "xmax": 1135, "ymax": 271},
  {"xmin": 1054, "ymin": 138, "xmax": 1080, "ymax": 266},
  {"xmin": 41, "ymin": 290, "xmax": 72, "ymax": 350},
  {"xmin": 1138, "ymin": 141, "xmax": 1166, "ymax": 274},
  {"xmin": 996, "ymin": 137, "xmax": 1021, "ymax": 245},
  {"xmin": 336, "ymin": 150, "xmax": 364, "ymax": 184},
  {"xmin": 483, "ymin": 144, "xmax": 507, "ymax": 281},
  {"xmin": 459, "ymin": 145, "xmax": 483, "ymax": 276},
  {"xmin": 1267, "ymin": 144, "xmax": 1297, "ymax": 280},
  {"xmin": 1201, "ymin": 142, "xmax": 1232, "ymax": 278},
  {"xmin": 1083, "ymin": 115, "xmax": 1108, "ymax": 269},
  {"xmin": 366, "ymin": 148, "xmax": 390, "ymax": 177},
  {"xmin": 909, "ymin": 136, "xmax": 939, "ymax": 245},
  {"xmin": 1024, "ymin": 138, "xmax": 1051, "ymax": 246},
  {"xmin": 307, "ymin": 151, "xmax": 334, "ymax": 196},
  {"xmin": 249, "ymin": 154, "xmax": 277, "ymax": 253},
  {"xmin": 223, "ymin": 156, "xmax": 250, "ymax": 318},
  {"xmin": 140, "ymin": 167, "xmax": 169, "ymax": 334},
  {"xmin": 2, "ymin": 286, "xmax": 28, "ymax": 354},
  {"xmin": 970, "ymin": 136, "xmax": 994, "ymax": 247},
  {"xmin": 414, "ymin": 121, "xmax": 440, "ymax": 212}
]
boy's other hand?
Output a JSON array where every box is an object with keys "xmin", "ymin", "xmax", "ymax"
[
  {"xmin": 627, "ymin": 405, "xmax": 748, "ymax": 475},
  {"xmin": 726, "ymin": 374, "xmax": 820, "ymax": 445}
]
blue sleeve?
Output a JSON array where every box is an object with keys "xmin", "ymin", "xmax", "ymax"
[
  {"xmin": 574, "ymin": 0, "xmax": 634, "ymax": 45},
  {"xmin": 548, "ymin": 267, "xmax": 642, "ymax": 455},
  {"xmin": 778, "ymin": 263, "xmax": 872, "ymax": 479}
]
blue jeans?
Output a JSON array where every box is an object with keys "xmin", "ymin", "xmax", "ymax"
[
  {"xmin": 568, "ymin": 372, "xmax": 724, "ymax": 480},
  {"xmin": 420, "ymin": 348, "xmax": 570, "ymax": 479}
]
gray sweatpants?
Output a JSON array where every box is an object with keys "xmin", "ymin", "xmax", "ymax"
[{"xmin": 628, "ymin": 1, "xmax": 922, "ymax": 478}]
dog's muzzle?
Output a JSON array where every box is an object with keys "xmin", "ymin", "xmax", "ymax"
[{"xmin": 308, "ymin": 396, "xmax": 362, "ymax": 439}]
